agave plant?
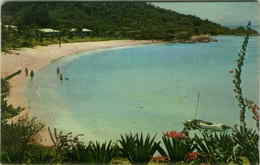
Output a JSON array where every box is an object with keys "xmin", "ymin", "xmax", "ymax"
[
  {"xmin": 88, "ymin": 140, "xmax": 117, "ymax": 164},
  {"xmin": 158, "ymin": 131, "xmax": 194, "ymax": 163},
  {"xmin": 232, "ymin": 125, "xmax": 259, "ymax": 164},
  {"xmin": 193, "ymin": 131, "xmax": 240, "ymax": 164},
  {"xmin": 118, "ymin": 133, "xmax": 159, "ymax": 165}
]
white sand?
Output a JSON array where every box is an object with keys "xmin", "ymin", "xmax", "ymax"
[{"xmin": 1, "ymin": 40, "xmax": 157, "ymax": 146}]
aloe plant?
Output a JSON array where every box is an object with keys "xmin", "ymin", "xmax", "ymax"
[
  {"xmin": 118, "ymin": 133, "xmax": 159, "ymax": 165},
  {"xmin": 232, "ymin": 125, "xmax": 259, "ymax": 164},
  {"xmin": 193, "ymin": 131, "xmax": 238, "ymax": 164},
  {"xmin": 88, "ymin": 140, "xmax": 117, "ymax": 164},
  {"xmin": 65, "ymin": 142, "xmax": 92, "ymax": 163},
  {"xmin": 159, "ymin": 134, "xmax": 194, "ymax": 163}
]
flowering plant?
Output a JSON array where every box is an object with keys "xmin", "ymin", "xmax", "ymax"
[
  {"xmin": 164, "ymin": 131, "xmax": 186, "ymax": 140},
  {"xmin": 186, "ymin": 152, "xmax": 199, "ymax": 161},
  {"xmin": 151, "ymin": 156, "xmax": 169, "ymax": 162},
  {"xmin": 158, "ymin": 131, "xmax": 194, "ymax": 163}
]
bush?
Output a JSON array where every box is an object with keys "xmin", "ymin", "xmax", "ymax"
[
  {"xmin": 23, "ymin": 144, "xmax": 56, "ymax": 164},
  {"xmin": 193, "ymin": 131, "xmax": 238, "ymax": 164},
  {"xmin": 49, "ymin": 127, "xmax": 118, "ymax": 164},
  {"xmin": 118, "ymin": 133, "xmax": 159, "ymax": 165},
  {"xmin": 64, "ymin": 142, "xmax": 92, "ymax": 163},
  {"xmin": 158, "ymin": 131, "xmax": 194, "ymax": 163},
  {"xmin": 232, "ymin": 125, "xmax": 259, "ymax": 164},
  {"xmin": 1, "ymin": 118, "xmax": 44, "ymax": 163},
  {"xmin": 88, "ymin": 141, "xmax": 117, "ymax": 164},
  {"xmin": 1, "ymin": 78, "xmax": 21, "ymax": 119},
  {"xmin": 48, "ymin": 127, "xmax": 84, "ymax": 163}
]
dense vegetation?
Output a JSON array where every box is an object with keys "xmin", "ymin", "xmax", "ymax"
[
  {"xmin": 1, "ymin": 71, "xmax": 24, "ymax": 119},
  {"xmin": 1, "ymin": 2, "xmax": 258, "ymax": 51}
]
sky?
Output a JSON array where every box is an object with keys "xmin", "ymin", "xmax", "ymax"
[{"xmin": 153, "ymin": 2, "xmax": 260, "ymax": 29}]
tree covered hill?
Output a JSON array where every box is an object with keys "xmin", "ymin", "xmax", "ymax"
[{"xmin": 2, "ymin": 2, "xmax": 258, "ymax": 40}]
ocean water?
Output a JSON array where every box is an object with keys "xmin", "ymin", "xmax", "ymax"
[{"xmin": 25, "ymin": 36, "xmax": 259, "ymax": 142}]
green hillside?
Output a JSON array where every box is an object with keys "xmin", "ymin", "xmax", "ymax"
[{"xmin": 1, "ymin": 2, "xmax": 258, "ymax": 51}]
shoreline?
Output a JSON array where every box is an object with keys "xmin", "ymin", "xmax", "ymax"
[{"xmin": 1, "ymin": 40, "xmax": 160, "ymax": 146}]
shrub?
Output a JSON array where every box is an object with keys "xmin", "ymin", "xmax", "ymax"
[
  {"xmin": 48, "ymin": 127, "xmax": 84, "ymax": 163},
  {"xmin": 159, "ymin": 131, "xmax": 194, "ymax": 163},
  {"xmin": 193, "ymin": 131, "xmax": 241, "ymax": 164},
  {"xmin": 88, "ymin": 141, "xmax": 117, "ymax": 164},
  {"xmin": 65, "ymin": 142, "xmax": 92, "ymax": 163},
  {"xmin": 23, "ymin": 144, "xmax": 56, "ymax": 164},
  {"xmin": 1, "ymin": 118, "xmax": 44, "ymax": 163},
  {"xmin": 1, "ymin": 78, "xmax": 23, "ymax": 120},
  {"xmin": 232, "ymin": 125, "xmax": 259, "ymax": 164},
  {"xmin": 118, "ymin": 133, "xmax": 159, "ymax": 165}
]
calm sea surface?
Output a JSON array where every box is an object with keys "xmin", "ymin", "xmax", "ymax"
[
  {"xmin": 25, "ymin": 3, "xmax": 260, "ymax": 141},
  {"xmin": 25, "ymin": 35, "xmax": 259, "ymax": 142}
]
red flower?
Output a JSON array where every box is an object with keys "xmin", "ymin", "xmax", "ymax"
[
  {"xmin": 251, "ymin": 104, "xmax": 260, "ymax": 121},
  {"xmin": 152, "ymin": 156, "xmax": 169, "ymax": 162},
  {"xmin": 186, "ymin": 152, "xmax": 199, "ymax": 161},
  {"xmin": 164, "ymin": 131, "xmax": 186, "ymax": 139}
]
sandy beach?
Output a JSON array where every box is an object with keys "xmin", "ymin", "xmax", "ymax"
[{"xmin": 1, "ymin": 40, "xmax": 156, "ymax": 146}]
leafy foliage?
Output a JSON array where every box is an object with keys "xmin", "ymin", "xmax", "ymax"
[
  {"xmin": 1, "ymin": 118, "xmax": 44, "ymax": 163},
  {"xmin": 159, "ymin": 133, "xmax": 194, "ymax": 163},
  {"xmin": 232, "ymin": 125, "xmax": 259, "ymax": 164},
  {"xmin": 22, "ymin": 144, "xmax": 56, "ymax": 164},
  {"xmin": 1, "ymin": 78, "xmax": 23, "ymax": 119},
  {"xmin": 88, "ymin": 141, "xmax": 118, "ymax": 164},
  {"xmin": 193, "ymin": 131, "xmax": 239, "ymax": 164},
  {"xmin": 1, "ymin": 2, "xmax": 258, "ymax": 51},
  {"xmin": 48, "ymin": 127, "xmax": 84, "ymax": 163},
  {"xmin": 118, "ymin": 133, "xmax": 159, "ymax": 164}
]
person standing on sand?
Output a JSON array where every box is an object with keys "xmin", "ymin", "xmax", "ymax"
[
  {"xmin": 57, "ymin": 67, "xmax": 60, "ymax": 75},
  {"xmin": 25, "ymin": 68, "xmax": 29, "ymax": 77},
  {"xmin": 60, "ymin": 73, "xmax": 63, "ymax": 82},
  {"xmin": 30, "ymin": 70, "xmax": 34, "ymax": 80}
]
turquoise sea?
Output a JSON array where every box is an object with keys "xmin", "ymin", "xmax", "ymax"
[
  {"xmin": 25, "ymin": 3, "xmax": 260, "ymax": 142},
  {"xmin": 25, "ymin": 35, "xmax": 259, "ymax": 142}
]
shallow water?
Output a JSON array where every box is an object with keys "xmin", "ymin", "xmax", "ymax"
[{"xmin": 25, "ymin": 36, "xmax": 259, "ymax": 142}]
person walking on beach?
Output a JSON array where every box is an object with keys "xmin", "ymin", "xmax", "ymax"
[
  {"xmin": 30, "ymin": 70, "xmax": 34, "ymax": 80},
  {"xmin": 25, "ymin": 68, "xmax": 29, "ymax": 77}
]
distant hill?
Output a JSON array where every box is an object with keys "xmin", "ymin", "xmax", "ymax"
[{"xmin": 2, "ymin": 2, "xmax": 258, "ymax": 41}]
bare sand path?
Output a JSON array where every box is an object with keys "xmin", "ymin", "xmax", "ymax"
[{"xmin": 1, "ymin": 40, "xmax": 157, "ymax": 146}]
